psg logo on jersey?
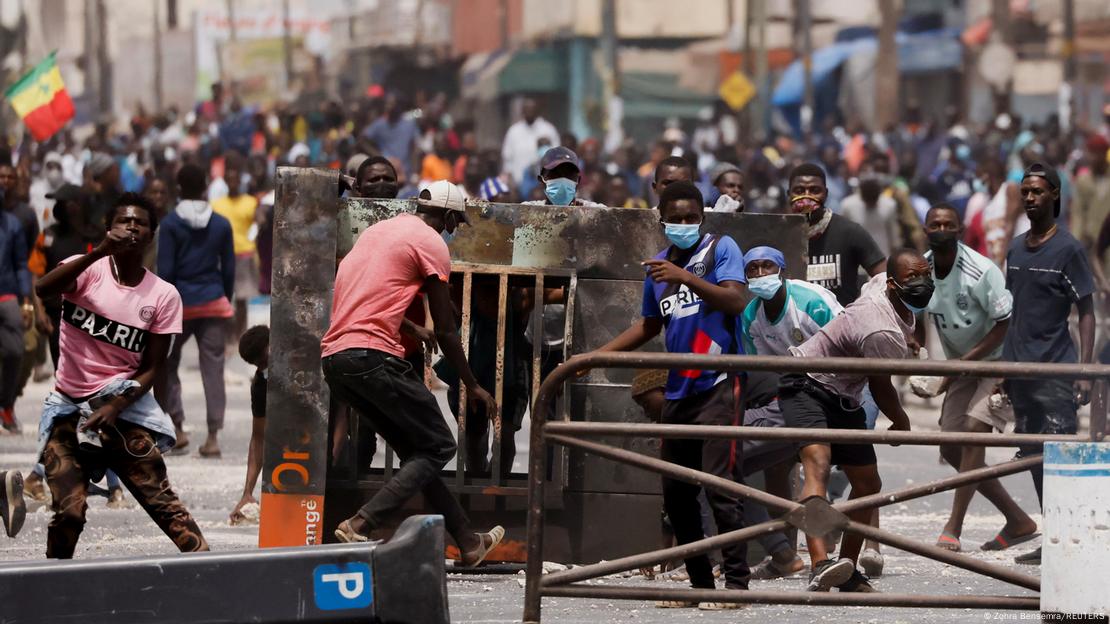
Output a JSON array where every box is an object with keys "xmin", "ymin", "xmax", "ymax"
[
  {"xmin": 690, "ymin": 262, "xmax": 707, "ymax": 277},
  {"xmin": 956, "ymin": 293, "xmax": 969, "ymax": 311},
  {"xmin": 792, "ymin": 328, "xmax": 805, "ymax": 344},
  {"xmin": 140, "ymin": 306, "xmax": 156, "ymax": 322}
]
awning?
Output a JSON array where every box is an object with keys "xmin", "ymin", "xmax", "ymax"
[
  {"xmin": 772, "ymin": 29, "xmax": 963, "ymax": 106},
  {"xmin": 772, "ymin": 38, "xmax": 875, "ymax": 106},
  {"xmin": 621, "ymin": 71, "xmax": 716, "ymax": 119},
  {"xmin": 460, "ymin": 49, "xmax": 512, "ymax": 101},
  {"xmin": 498, "ymin": 47, "xmax": 566, "ymax": 95},
  {"xmin": 459, "ymin": 47, "xmax": 567, "ymax": 100}
]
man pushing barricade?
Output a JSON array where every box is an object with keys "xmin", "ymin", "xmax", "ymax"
[{"xmin": 320, "ymin": 180, "xmax": 504, "ymax": 566}]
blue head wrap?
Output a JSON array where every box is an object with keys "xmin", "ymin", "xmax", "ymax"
[{"xmin": 743, "ymin": 246, "xmax": 786, "ymax": 270}]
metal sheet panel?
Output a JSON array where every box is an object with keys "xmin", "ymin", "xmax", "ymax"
[
  {"xmin": 260, "ymin": 168, "xmax": 339, "ymax": 548},
  {"xmin": 565, "ymin": 384, "xmax": 662, "ymax": 495},
  {"xmin": 338, "ymin": 199, "xmax": 808, "ymax": 281}
]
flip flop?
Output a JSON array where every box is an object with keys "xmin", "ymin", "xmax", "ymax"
[
  {"xmin": 935, "ymin": 532, "xmax": 962, "ymax": 552},
  {"xmin": 980, "ymin": 529, "xmax": 1039, "ymax": 551}
]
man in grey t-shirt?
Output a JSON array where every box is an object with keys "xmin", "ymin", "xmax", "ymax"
[{"xmin": 779, "ymin": 249, "xmax": 930, "ymax": 593}]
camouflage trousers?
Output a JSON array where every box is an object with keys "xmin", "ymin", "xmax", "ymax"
[{"xmin": 41, "ymin": 416, "xmax": 209, "ymax": 559}]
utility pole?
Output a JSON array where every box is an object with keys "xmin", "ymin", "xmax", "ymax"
[
  {"xmin": 753, "ymin": 0, "xmax": 768, "ymax": 140},
  {"xmin": 600, "ymin": 0, "xmax": 622, "ymax": 152},
  {"xmin": 875, "ymin": 0, "xmax": 899, "ymax": 130},
  {"xmin": 499, "ymin": 0, "xmax": 510, "ymax": 48},
  {"xmin": 740, "ymin": 0, "xmax": 753, "ymax": 141},
  {"xmin": 95, "ymin": 0, "xmax": 111, "ymax": 116},
  {"xmin": 990, "ymin": 0, "xmax": 1011, "ymax": 114},
  {"xmin": 1062, "ymin": 0, "xmax": 1076, "ymax": 132},
  {"xmin": 226, "ymin": 0, "xmax": 237, "ymax": 41},
  {"xmin": 154, "ymin": 0, "xmax": 164, "ymax": 111},
  {"xmin": 282, "ymin": 0, "xmax": 293, "ymax": 90},
  {"xmin": 168, "ymin": 0, "xmax": 178, "ymax": 30},
  {"xmin": 796, "ymin": 0, "xmax": 813, "ymax": 141}
]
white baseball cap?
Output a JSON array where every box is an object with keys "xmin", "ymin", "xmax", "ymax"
[{"xmin": 417, "ymin": 180, "xmax": 469, "ymax": 222}]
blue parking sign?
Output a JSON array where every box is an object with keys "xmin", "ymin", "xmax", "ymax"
[{"xmin": 313, "ymin": 562, "xmax": 374, "ymax": 611}]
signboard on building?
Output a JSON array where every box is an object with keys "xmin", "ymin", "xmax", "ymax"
[
  {"xmin": 719, "ymin": 70, "xmax": 756, "ymax": 111},
  {"xmin": 193, "ymin": 10, "xmax": 331, "ymax": 101}
]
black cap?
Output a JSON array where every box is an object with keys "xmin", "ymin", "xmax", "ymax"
[
  {"xmin": 45, "ymin": 184, "xmax": 84, "ymax": 202},
  {"xmin": 1022, "ymin": 162, "xmax": 1061, "ymax": 216},
  {"xmin": 540, "ymin": 146, "xmax": 580, "ymax": 173}
]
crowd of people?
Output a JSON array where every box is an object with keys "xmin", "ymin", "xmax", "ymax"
[{"xmin": 0, "ymin": 82, "xmax": 1106, "ymax": 606}]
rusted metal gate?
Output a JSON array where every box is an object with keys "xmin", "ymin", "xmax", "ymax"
[
  {"xmin": 521, "ymin": 352, "xmax": 1110, "ymax": 621},
  {"xmin": 259, "ymin": 167, "xmax": 809, "ymax": 562}
]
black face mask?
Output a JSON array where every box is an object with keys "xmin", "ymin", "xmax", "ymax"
[
  {"xmin": 927, "ymin": 230, "xmax": 958, "ymax": 251},
  {"xmin": 362, "ymin": 182, "xmax": 399, "ymax": 199},
  {"xmin": 893, "ymin": 276, "xmax": 935, "ymax": 311}
]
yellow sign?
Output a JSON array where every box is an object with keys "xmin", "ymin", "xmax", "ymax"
[{"xmin": 719, "ymin": 71, "xmax": 756, "ymax": 112}]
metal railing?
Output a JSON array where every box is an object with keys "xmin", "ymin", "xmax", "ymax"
[
  {"xmin": 334, "ymin": 262, "xmax": 575, "ymax": 497},
  {"xmin": 521, "ymin": 352, "xmax": 1110, "ymax": 622}
]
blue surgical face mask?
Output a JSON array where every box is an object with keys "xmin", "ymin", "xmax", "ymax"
[
  {"xmin": 544, "ymin": 177, "xmax": 577, "ymax": 206},
  {"xmin": 902, "ymin": 301, "xmax": 927, "ymax": 315},
  {"xmin": 748, "ymin": 273, "xmax": 783, "ymax": 300},
  {"xmin": 663, "ymin": 223, "xmax": 701, "ymax": 249},
  {"xmin": 441, "ymin": 228, "xmax": 457, "ymax": 245},
  {"xmin": 972, "ymin": 178, "xmax": 987, "ymax": 194}
]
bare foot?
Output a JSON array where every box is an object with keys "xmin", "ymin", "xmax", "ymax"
[{"xmin": 198, "ymin": 435, "xmax": 221, "ymax": 458}]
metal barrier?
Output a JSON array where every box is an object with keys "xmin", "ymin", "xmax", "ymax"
[
  {"xmin": 334, "ymin": 262, "xmax": 576, "ymax": 497},
  {"xmin": 265, "ymin": 168, "xmax": 810, "ymax": 562},
  {"xmin": 522, "ymin": 352, "xmax": 1110, "ymax": 622},
  {"xmin": 0, "ymin": 515, "xmax": 450, "ymax": 623}
]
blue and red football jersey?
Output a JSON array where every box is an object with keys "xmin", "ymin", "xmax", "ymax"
[{"xmin": 641, "ymin": 233, "xmax": 746, "ymax": 400}]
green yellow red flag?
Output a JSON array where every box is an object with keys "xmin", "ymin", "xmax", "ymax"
[{"xmin": 4, "ymin": 52, "xmax": 75, "ymax": 141}]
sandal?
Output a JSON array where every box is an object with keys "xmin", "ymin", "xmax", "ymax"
[
  {"xmin": 698, "ymin": 601, "xmax": 747, "ymax": 610},
  {"xmin": 750, "ymin": 555, "xmax": 805, "ymax": 580},
  {"xmin": 655, "ymin": 600, "xmax": 698, "ymax": 608},
  {"xmin": 334, "ymin": 519, "xmax": 375, "ymax": 543},
  {"xmin": 980, "ymin": 529, "xmax": 1038, "ymax": 551},
  {"xmin": 460, "ymin": 525, "xmax": 505, "ymax": 567},
  {"xmin": 935, "ymin": 532, "xmax": 962, "ymax": 552}
]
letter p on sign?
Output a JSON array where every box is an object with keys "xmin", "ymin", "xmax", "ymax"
[{"xmin": 313, "ymin": 563, "xmax": 373, "ymax": 611}]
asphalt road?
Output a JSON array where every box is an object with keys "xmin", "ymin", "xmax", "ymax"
[{"xmin": 0, "ymin": 313, "xmax": 1058, "ymax": 622}]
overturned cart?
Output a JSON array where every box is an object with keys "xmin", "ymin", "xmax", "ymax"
[{"xmin": 258, "ymin": 167, "xmax": 807, "ymax": 562}]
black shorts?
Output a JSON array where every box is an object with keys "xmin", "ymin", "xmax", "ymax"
[{"xmin": 778, "ymin": 373, "xmax": 877, "ymax": 467}]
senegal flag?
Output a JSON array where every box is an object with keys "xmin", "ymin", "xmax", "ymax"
[{"xmin": 4, "ymin": 52, "xmax": 75, "ymax": 141}]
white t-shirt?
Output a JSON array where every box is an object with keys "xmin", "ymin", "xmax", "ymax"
[
  {"xmin": 742, "ymin": 279, "xmax": 843, "ymax": 356},
  {"xmin": 501, "ymin": 117, "xmax": 561, "ymax": 185},
  {"xmin": 925, "ymin": 243, "xmax": 1012, "ymax": 360}
]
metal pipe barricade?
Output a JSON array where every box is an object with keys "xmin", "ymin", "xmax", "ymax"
[{"xmin": 522, "ymin": 352, "xmax": 1110, "ymax": 622}]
